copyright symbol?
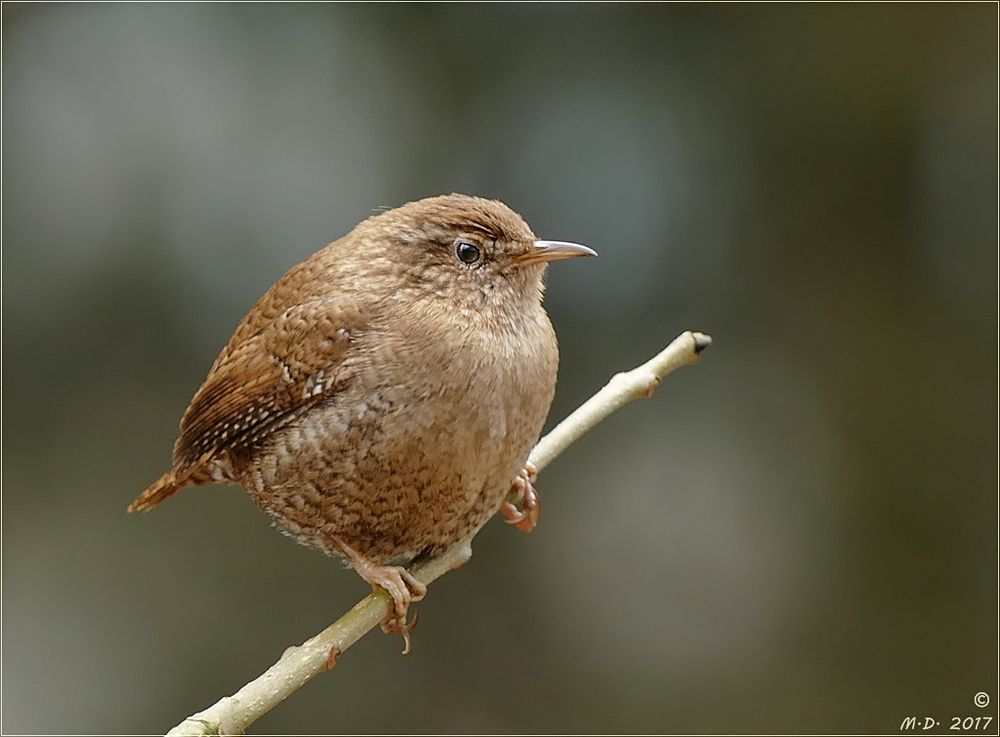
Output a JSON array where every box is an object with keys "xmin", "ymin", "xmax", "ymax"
[{"xmin": 974, "ymin": 692, "xmax": 990, "ymax": 708}]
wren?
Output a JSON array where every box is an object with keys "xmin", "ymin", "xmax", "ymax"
[{"xmin": 129, "ymin": 193, "xmax": 596, "ymax": 650}]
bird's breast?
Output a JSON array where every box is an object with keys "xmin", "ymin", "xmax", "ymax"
[{"xmin": 243, "ymin": 303, "xmax": 559, "ymax": 563}]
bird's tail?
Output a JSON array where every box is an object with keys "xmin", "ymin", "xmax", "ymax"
[{"xmin": 128, "ymin": 471, "xmax": 186, "ymax": 513}]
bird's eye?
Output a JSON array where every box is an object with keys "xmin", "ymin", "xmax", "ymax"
[{"xmin": 455, "ymin": 240, "xmax": 481, "ymax": 264}]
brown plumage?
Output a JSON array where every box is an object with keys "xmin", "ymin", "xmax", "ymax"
[{"xmin": 130, "ymin": 193, "xmax": 595, "ymax": 650}]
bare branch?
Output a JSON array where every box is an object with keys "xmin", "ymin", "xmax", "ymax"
[{"xmin": 166, "ymin": 330, "xmax": 712, "ymax": 737}]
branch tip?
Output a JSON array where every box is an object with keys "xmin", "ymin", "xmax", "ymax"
[{"xmin": 692, "ymin": 332, "xmax": 713, "ymax": 354}]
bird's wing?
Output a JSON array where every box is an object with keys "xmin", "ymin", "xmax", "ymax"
[
  {"xmin": 173, "ymin": 298, "xmax": 365, "ymax": 467},
  {"xmin": 210, "ymin": 250, "xmax": 342, "ymax": 373}
]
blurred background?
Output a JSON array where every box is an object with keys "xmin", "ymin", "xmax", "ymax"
[{"xmin": 2, "ymin": 3, "xmax": 996, "ymax": 734}]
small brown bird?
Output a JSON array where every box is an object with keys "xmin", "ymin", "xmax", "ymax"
[{"xmin": 129, "ymin": 193, "xmax": 595, "ymax": 650}]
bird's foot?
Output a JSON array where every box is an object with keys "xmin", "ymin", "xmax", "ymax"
[
  {"xmin": 502, "ymin": 461, "xmax": 540, "ymax": 534},
  {"xmin": 332, "ymin": 538, "xmax": 427, "ymax": 655},
  {"xmin": 365, "ymin": 564, "xmax": 426, "ymax": 655}
]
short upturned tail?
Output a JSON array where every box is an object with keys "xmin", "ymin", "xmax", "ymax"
[{"xmin": 128, "ymin": 471, "xmax": 186, "ymax": 513}]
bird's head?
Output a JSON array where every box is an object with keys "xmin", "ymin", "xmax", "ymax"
[{"xmin": 356, "ymin": 194, "xmax": 596, "ymax": 319}]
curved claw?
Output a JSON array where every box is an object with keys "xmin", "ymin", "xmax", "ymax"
[
  {"xmin": 523, "ymin": 460, "xmax": 539, "ymax": 483},
  {"xmin": 381, "ymin": 609, "xmax": 419, "ymax": 655}
]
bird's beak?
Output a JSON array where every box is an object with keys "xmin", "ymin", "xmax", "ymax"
[{"xmin": 515, "ymin": 240, "xmax": 598, "ymax": 267}]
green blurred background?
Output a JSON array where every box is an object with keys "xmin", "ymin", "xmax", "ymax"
[{"xmin": 2, "ymin": 3, "xmax": 996, "ymax": 734}]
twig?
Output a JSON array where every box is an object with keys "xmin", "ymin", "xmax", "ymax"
[{"xmin": 165, "ymin": 330, "xmax": 712, "ymax": 737}]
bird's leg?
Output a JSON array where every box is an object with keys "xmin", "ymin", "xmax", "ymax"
[
  {"xmin": 501, "ymin": 461, "xmax": 540, "ymax": 534},
  {"xmin": 331, "ymin": 537, "xmax": 426, "ymax": 655}
]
